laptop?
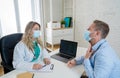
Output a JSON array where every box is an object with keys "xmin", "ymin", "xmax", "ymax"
[{"xmin": 51, "ymin": 39, "xmax": 78, "ymax": 63}]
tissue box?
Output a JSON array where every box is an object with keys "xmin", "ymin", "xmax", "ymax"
[{"xmin": 47, "ymin": 21, "xmax": 61, "ymax": 29}]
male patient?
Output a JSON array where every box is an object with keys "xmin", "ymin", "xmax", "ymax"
[{"xmin": 67, "ymin": 20, "xmax": 120, "ymax": 78}]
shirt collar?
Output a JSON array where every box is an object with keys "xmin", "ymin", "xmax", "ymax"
[{"xmin": 92, "ymin": 39, "xmax": 106, "ymax": 52}]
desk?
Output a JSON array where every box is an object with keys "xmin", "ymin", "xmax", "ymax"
[{"xmin": 0, "ymin": 47, "xmax": 87, "ymax": 78}]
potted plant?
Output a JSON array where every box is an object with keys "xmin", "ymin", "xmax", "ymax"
[{"xmin": 61, "ymin": 20, "xmax": 65, "ymax": 28}]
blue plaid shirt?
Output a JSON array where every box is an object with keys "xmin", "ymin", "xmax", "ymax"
[{"xmin": 76, "ymin": 39, "xmax": 120, "ymax": 78}]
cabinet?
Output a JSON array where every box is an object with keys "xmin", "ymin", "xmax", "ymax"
[
  {"xmin": 46, "ymin": 28, "xmax": 73, "ymax": 51},
  {"xmin": 45, "ymin": 0, "xmax": 75, "ymax": 51}
]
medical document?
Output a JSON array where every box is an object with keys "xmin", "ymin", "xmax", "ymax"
[{"xmin": 29, "ymin": 64, "xmax": 54, "ymax": 72}]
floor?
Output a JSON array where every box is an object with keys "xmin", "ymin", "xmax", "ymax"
[
  {"xmin": 0, "ymin": 66, "xmax": 4, "ymax": 76},
  {"xmin": 46, "ymin": 43, "xmax": 60, "ymax": 52}
]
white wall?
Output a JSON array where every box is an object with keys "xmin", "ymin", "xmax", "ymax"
[
  {"xmin": 43, "ymin": 0, "xmax": 63, "ymax": 23},
  {"xmin": 74, "ymin": 0, "xmax": 120, "ymax": 57},
  {"xmin": 51, "ymin": 0, "xmax": 63, "ymax": 21}
]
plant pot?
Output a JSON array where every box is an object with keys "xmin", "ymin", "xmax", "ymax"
[{"xmin": 61, "ymin": 24, "xmax": 65, "ymax": 28}]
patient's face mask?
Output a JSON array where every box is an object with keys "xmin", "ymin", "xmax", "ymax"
[
  {"xmin": 33, "ymin": 30, "xmax": 41, "ymax": 38},
  {"xmin": 84, "ymin": 30, "xmax": 92, "ymax": 42}
]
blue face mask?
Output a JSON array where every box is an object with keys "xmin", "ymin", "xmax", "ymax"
[
  {"xmin": 84, "ymin": 30, "xmax": 92, "ymax": 42},
  {"xmin": 33, "ymin": 30, "xmax": 41, "ymax": 38}
]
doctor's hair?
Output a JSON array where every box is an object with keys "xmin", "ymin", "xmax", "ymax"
[
  {"xmin": 21, "ymin": 21, "xmax": 43, "ymax": 51},
  {"xmin": 93, "ymin": 20, "xmax": 110, "ymax": 38}
]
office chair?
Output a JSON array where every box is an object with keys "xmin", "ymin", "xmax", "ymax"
[{"xmin": 0, "ymin": 33, "xmax": 23, "ymax": 74}]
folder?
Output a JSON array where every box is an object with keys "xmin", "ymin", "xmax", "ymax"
[
  {"xmin": 64, "ymin": 17, "xmax": 72, "ymax": 27},
  {"xmin": 17, "ymin": 72, "xmax": 34, "ymax": 78}
]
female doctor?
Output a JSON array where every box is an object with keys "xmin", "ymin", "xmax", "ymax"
[{"xmin": 12, "ymin": 21, "xmax": 50, "ymax": 71}]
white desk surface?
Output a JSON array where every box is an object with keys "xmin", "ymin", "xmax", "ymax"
[{"xmin": 0, "ymin": 47, "xmax": 87, "ymax": 78}]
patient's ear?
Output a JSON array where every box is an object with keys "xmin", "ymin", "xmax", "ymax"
[{"xmin": 96, "ymin": 30, "xmax": 101, "ymax": 35}]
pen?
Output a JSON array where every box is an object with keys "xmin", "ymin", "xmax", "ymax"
[
  {"xmin": 32, "ymin": 74, "xmax": 34, "ymax": 78},
  {"xmin": 42, "ymin": 64, "xmax": 47, "ymax": 68}
]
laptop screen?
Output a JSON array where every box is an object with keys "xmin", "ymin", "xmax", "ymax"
[{"xmin": 59, "ymin": 39, "xmax": 78, "ymax": 57}]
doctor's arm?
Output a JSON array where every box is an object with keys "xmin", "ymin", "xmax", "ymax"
[
  {"xmin": 42, "ymin": 49, "xmax": 51, "ymax": 64},
  {"xmin": 12, "ymin": 42, "xmax": 42, "ymax": 70}
]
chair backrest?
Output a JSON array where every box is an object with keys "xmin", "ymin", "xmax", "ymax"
[{"xmin": 0, "ymin": 33, "xmax": 23, "ymax": 68}]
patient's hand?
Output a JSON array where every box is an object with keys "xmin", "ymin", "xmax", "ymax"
[
  {"xmin": 85, "ymin": 45, "xmax": 93, "ymax": 59},
  {"xmin": 32, "ymin": 64, "xmax": 43, "ymax": 70},
  {"xmin": 44, "ymin": 58, "xmax": 51, "ymax": 65},
  {"xmin": 67, "ymin": 59, "xmax": 76, "ymax": 68}
]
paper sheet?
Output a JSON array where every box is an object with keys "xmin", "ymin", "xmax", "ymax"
[{"xmin": 29, "ymin": 64, "xmax": 54, "ymax": 72}]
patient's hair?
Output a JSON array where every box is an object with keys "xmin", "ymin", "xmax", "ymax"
[
  {"xmin": 93, "ymin": 20, "xmax": 110, "ymax": 38},
  {"xmin": 21, "ymin": 21, "xmax": 43, "ymax": 51}
]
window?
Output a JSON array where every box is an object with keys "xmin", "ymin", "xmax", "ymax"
[
  {"xmin": 18, "ymin": 0, "xmax": 33, "ymax": 33},
  {"xmin": 0, "ymin": 0, "xmax": 17, "ymax": 36},
  {"xmin": 0, "ymin": 0, "xmax": 43, "ymax": 37}
]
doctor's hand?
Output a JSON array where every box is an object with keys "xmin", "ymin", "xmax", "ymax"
[
  {"xmin": 44, "ymin": 58, "xmax": 51, "ymax": 65},
  {"xmin": 85, "ymin": 45, "xmax": 93, "ymax": 59},
  {"xmin": 67, "ymin": 59, "xmax": 76, "ymax": 68},
  {"xmin": 32, "ymin": 64, "xmax": 43, "ymax": 70}
]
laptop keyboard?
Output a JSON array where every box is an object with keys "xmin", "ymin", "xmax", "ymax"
[{"xmin": 58, "ymin": 54, "xmax": 72, "ymax": 59}]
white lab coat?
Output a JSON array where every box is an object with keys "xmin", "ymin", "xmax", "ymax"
[{"xmin": 12, "ymin": 41, "xmax": 50, "ymax": 71}]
